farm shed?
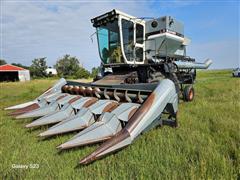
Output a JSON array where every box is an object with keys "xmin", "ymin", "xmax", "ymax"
[
  {"xmin": 0, "ymin": 64, "xmax": 30, "ymax": 82},
  {"xmin": 46, "ymin": 67, "xmax": 57, "ymax": 76}
]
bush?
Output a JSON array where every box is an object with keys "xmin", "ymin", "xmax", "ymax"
[
  {"xmin": 74, "ymin": 67, "xmax": 90, "ymax": 79},
  {"xmin": 30, "ymin": 58, "xmax": 47, "ymax": 78},
  {"xmin": 12, "ymin": 63, "xmax": 29, "ymax": 70},
  {"xmin": 0, "ymin": 59, "xmax": 7, "ymax": 65},
  {"xmin": 91, "ymin": 67, "xmax": 100, "ymax": 78},
  {"xmin": 55, "ymin": 55, "xmax": 80, "ymax": 77}
]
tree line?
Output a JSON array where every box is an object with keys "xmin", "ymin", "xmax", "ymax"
[{"xmin": 0, "ymin": 55, "xmax": 99, "ymax": 79}]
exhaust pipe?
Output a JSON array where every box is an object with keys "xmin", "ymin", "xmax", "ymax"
[{"xmin": 175, "ymin": 59, "xmax": 212, "ymax": 69}]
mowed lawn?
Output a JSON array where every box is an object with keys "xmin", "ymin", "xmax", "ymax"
[{"xmin": 0, "ymin": 70, "xmax": 239, "ymax": 179}]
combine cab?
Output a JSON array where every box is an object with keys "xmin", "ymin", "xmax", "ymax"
[{"xmin": 5, "ymin": 9, "xmax": 212, "ymax": 165}]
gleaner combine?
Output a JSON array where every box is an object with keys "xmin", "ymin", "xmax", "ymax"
[{"xmin": 5, "ymin": 9, "xmax": 212, "ymax": 165}]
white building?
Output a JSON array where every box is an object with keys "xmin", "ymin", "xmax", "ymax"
[{"xmin": 46, "ymin": 67, "xmax": 57, "ymax": 75}]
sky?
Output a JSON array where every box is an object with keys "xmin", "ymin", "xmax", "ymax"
[{"xmin": 1, "ymin": 0, "xmax": 239, "ymax": 70}]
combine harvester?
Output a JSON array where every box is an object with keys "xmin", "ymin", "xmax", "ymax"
[{"xmin": 5, "ymin": 9, "xmax": 212, "ymax": 165}]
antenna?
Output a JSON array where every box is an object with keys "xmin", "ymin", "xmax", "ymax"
[{"xmin": 90, "ymin": 32, "xmax": 97, "ymax": 43}]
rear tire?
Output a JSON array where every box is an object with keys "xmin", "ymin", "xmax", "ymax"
[{"xmin": 183, "ymin": 85, "xmax": 194, "ymax": 102}]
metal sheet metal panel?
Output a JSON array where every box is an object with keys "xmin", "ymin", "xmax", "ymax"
[
  {"xmin": 145, "ymin": 16, "xmax": 184, "ymax": 35},
  {"xmin": 57, "ymin": 112, "xmax": 121, "ymax": 149},
  {"xmin": 79, "ymin": 79, "xmax": 178, "ymax": 164}
]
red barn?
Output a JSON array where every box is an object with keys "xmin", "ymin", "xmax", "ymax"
[{"xmin": 0, "ymin": 64, "xmax": 30, "ymax": 82}]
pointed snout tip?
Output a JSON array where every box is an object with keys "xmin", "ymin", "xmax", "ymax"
[
  {"xmin": 26, "ymin": 122, "xmax": 44, "ymax": 128},
  {"xmin": 16, "ymin": 113, "xmax": 32, "ymax": 119},
  {"xmin": 15, "ymin": 115, "xmax": 24, "ymax": 119},
  {"xmin": 79, "ymin": 155, "xmax": 95, "ymax": 165},
  {"xmin": 5, "ymin": 106, "xmax": 20, "ymax": 110},
  {"xmin": 38, "ymin": 133, "xmax": 44, "ymax": 137},
  {"xmin": 25, "ymin": 123, "xmax": 34, "ymax": 128},
  {"xmin": 56, "ymin": 142, "xmax": 75, "ymax": 150},
  {"xmin": 38, "ymin": 132, "xmax": 50, "ymax": 137},
  {"xmin": 56, "ymin": 144, "xmax": 63, "ymax": 150},
  {"xmin": 79, "ymin": 157, "xmax": 88, "ymax": 165}
]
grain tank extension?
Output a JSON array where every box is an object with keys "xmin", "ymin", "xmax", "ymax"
[{"xmin": 5, "ymin": 9, "xmax": 212, "ymax": 165}]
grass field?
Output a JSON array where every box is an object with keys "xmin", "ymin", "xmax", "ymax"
[{"xmin": 0, "ymin": 70, "xmax": 239, "ymax": 179}]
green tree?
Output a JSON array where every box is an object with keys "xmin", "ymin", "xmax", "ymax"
[
  {"xmin": 55, "ymin": 55, "xmax": 80, "ymax": 77},
  {"xmin": 0, "ymin": 59, "xmax": 7, "ymax": 65},
  {"xmin": 30, "ymin": 57, "xmax": 48, "ymax": 78},
  {"xmin": 91, "ymin": 67, "xmax": 99, "ymax": 78},
  {"xmin": 11, "ymin": 63, "xmax": 29, "ymax": 70},
  {"xmin": 74, "ymin": 67, "xmax": 90, "ymax": 79}
]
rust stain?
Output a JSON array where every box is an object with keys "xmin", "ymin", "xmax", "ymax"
[
  {"xmin": 125, "ymin": 92, "xmax": 155, "ymax": 132},
  {"xmin": 71, "ymin": 86, "xmax": 80, "ymax": 95},
  {"xmin": 68, "ymin": 96, "xmax": 81, "ymax": 104},
  {"xmin": 127, "ymin": 107, "xmax": 138, "ymax": 120},
  {"xmin": 78, "ymin": 86, "xmax": 86, "ymax": 96},
  {"xmin": 42, "ymin": 86, "xmax": 52, "ymax": 95},
  {"xmin": 85, "ymin": 87, "xmax": 93, "ymax": 96},
  {"xmin": 61, "ymin": 85, "xmax": 68, "ymax": 93},
  {"xmin": 108, "ymin": 91, "xmax": 114, "ymax": 98},
  {"xmin": 67, "ymin": 86, "xmax": 74, "ymax": 93},
  {"xmin": 115, "ymin": 92, "xmax": 126, "ymax": 102},
  {"xmin": 56, "ymin": 94, "xmax": 68, "ymax": 101},
  {"xmin": 79, "ymin": 128, "xmax": 130, "ymax": 164},
  {"xmin": 102, "ymin": 102, "xmax": 118, "ymax": 112},
  {"xmin": 10, "ymin": 103, "xmax": 40, "ymax": 116},
  {"xmin": 83, "ymin": 98, "xmax": 98, "ymax": 108}
]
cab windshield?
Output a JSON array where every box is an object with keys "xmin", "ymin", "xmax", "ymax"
[{"xmin": 97, "ymin": 20, "xmax": 124, "ymax": 64}]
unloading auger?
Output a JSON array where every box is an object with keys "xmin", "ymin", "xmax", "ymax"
[{"xmin": 5, "ymin": 9, "xmax": 212, "ymax": 165}]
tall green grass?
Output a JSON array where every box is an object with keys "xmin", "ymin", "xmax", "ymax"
[{"xmin": 0, "ymin": 70, "xmax": 239, "ymax": 179}]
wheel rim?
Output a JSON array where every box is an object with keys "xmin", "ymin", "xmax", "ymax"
[{"xmin": 189, "ymin": 90, "xmax": 193, "ymax": 100}]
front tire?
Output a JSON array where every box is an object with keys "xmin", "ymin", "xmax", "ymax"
[{"xmin": 183, "ymin": 85, "xmax": 194, "ymax": 102}]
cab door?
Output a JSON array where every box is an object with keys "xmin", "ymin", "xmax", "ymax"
[
  {"xmin": 134, "ymin": 23, "xmax": 145, "ymax": 64},
  {"xmin": 120, "ymin": 17, "xmax": 145, "ymax": 64}
]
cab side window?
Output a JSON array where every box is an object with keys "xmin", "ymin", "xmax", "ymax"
[{"xmin": 136, "ymin": 24, "xmax": 144, "ymax": 44}]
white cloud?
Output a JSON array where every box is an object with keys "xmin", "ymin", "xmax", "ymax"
[
  {"xmin": 1, "ymin": 1, "xmax": 155, "ymax": 69},
  {"xmin": 1, "ymin": 1, "xmax": 239, "ymax": 70}
]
